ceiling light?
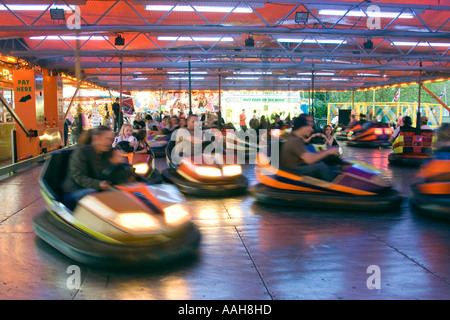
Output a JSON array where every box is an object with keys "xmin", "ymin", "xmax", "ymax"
[
  {"xmin": 169, "ymin": 77, "xmax": 205, "ymax": 80},
  {"xmin": 391, "ymin": 41, "xmax": 450, "ymax": 47},
  {"xmin": 145, "ymin": 5, "xmax": 252, "ymax": 13},
  {"xmin": 279, "ymin": 77, "xmax": 312, "ymax": 81},
  {"xmin": 29, "ymin": 36, "xmax": 108, "ymax": 40},
  {"xmin": 298, "ymin": 72, "xmax": 334, "ymax": 76},
  {"xmin": 226, "ymin": 77, "xmax": 260, "ymax": 80},
  {"xmin": 0, "ymin": 4, "xmax": 76, "ymax": 11},
  {"xmin": 357, "ymin": 73, "xmax": 379, "ymax": 77},
  {"xmin": 295, "ymin": 11, "xmax": 309, "ymax": 23},
  {"xmin": 49, "ymin": 8, "xmax": 65, "ymax": 20},
  {"xmin": 277, "ymin": 38, "xmax": 347, "ymax": 45},
  {"xmin": 318, "ymin": 9, "xmax": 413, "ymax": 19},
  {"xmin": 157, "ymin": 36, "xmax": 233, "ymax": 42},
  {"xmin": 167, "ymin": 71, "xmax": 208, "ymax": 74},
  {"xmin": 234, "ymin": 71, "xmax": 272, "ymax": 75}
]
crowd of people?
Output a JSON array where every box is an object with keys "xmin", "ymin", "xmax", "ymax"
[{"xmin": 60, "ymin": 99, "xmax": 449, "ymax": 209}]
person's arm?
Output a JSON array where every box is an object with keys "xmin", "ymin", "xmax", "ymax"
[
  {"xmin": 69, "ymin": 149, "xmax": 104, "ymax": 190},
  {"xmin": 130, "ymin": 136, "xmax": 138, "ymax": 150},
  {"xmin": 389, "ymin": 127, "xmax": 400, "ymax": 142},
  {"xmin": 112, "ymin": 135, "xmax": 120, "ymax": 147},
  {"xmin": 135, "ymin": 141, "xmax": 150, "ymax": 154},
  {"xmin": 300, "ymin": 148, "xmax": 339, "ymax": 165},
  {"xmin": 325, "ymin": 135, "xmax": 334, "ymax": 146},
  {"xmin": 303, "ymin": 133, "xmax": 324, "ymax": 144}
]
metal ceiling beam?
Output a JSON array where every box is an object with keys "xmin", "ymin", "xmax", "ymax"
[
  {"xmin": 1, "ymin": 25, "xmax": 449, "ymax": 39},
  {"xmin": 10, "ymin": 49, "xmax": 450, "ymax": 62},
  {"xmin": 131, "ymin": 0, "xmax": 450, "ymax": 11},
  {"xmin": 41, "ymin": 60, "xmax": 450, "ymax": 72}
]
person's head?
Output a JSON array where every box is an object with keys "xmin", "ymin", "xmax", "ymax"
[
  {"xmin": 299, "ymin": 113, "xmax": 314, "ymax": 127},
  {"xmin": 136, "ymin": 129, "xmax": 147, "ymax": 142},
  {"xmin": 162, "ymin": 116, "xmax": 170, "ymax": 124},
  {"xmin": 170, "ymin": 115, "xmax": 179, "ymax": 127},
  {"xmin": 145, "ymin": 114, "xmax": 152, "ymax": 122},
  {"xmin": 115, "ymin": 97, "xmax": 119, "ymax": 102},
  {"xmin": 119, "ymin": 123, "xmax": 133, "ymax": 137},
  {"xmin": 90, "ymin": 126, "xmax": 114, "ymax": 153},
  {"xmin": 109, "ymin": 148, "xmax": 128, "ymax": 165},
  {"xmin": 292, "ymin": 116, "xmax": 312, "ymax": 137},
  {"xmin": 403, "ymin": 116, "xmax": 413, "ymax": 127},
  {"xmin": 179, "ymin": 117, "xmax": 187, "ymax": 128},
  {"xmin": 135, "ymin": 114, "xmax": 141, "ymax": 121},
  {"xmin": 323, "ymin": 124, "xmax": 333, "ymax": 136},
  {"xmin": 436, "ymin": 123, "xmax": 450, "ymax": 147},
  {"xmin": 242, "ymin": 109, "xmax": 245, "ymax": 113},
  {"xmin": 420, "ymin": 116, "xmax": 428, "ymax": 126},
  {"xmin": 187, "ymin": 114, "xmax": 199, "ymax": 131}
]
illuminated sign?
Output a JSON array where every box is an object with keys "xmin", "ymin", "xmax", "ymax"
[{"xmin": 1, "ymin": 68, "xmax": 13, "ymax": 82}]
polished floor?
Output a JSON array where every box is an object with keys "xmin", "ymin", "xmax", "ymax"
[{"xmin": 0, "ymin": 144, "xmax": 449, "ymax": 300}]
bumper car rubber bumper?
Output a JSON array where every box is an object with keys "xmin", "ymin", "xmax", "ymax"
[
  {"xmin": 250, "ymin": 183, "xmax": 403, "ymax": 211},
  {"xmin": 388, "ymin": 153, "xmax": 431, "ymax": 167},
  {"xmin": 162, "ymin": 168, "xmax": 248, "ymax": 197},
  {"xmin": 346, "ymin": 140, "xmax": 391, "ymax": 148},
  {"xmin": 33, "ymin": 210, "xmax": 201, "ymax": 268},
  {"xmin": 410, "ymin": 184, "xmax": 450, "ymax": 219}
]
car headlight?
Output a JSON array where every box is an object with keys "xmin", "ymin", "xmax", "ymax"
[
  {"xmin": 164, "ymin": 204, "xmax": 190, "ymax": 226},
  {"xmin": 195, "ymin": 166, "xmax": 222, "ymax": 177},
  {"xmin": 113, "ymin": 212, "xmax": 159, "ymax": 231},
  {"xmin": 222, "ymin": 165, "xmax": 242, "ymax": 177},
  {"xmin": 133, "ymin": 163, "xmax": 149, "ymax": 175}
]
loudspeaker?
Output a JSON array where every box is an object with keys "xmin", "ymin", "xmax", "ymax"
[
  {"xmin": 115, "ymin": 35, "xmax": 125, "ymax": 46},
  {"xmin": 338, "ymin": 109, "xmax": 351, "ymax": 127}
]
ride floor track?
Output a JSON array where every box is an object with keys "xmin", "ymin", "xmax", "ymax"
[{"xmin": 0, "ymin": 145, "xmax": 448, "ymax": 300}]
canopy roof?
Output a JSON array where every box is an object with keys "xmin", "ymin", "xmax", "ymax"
[{"xmin": 0, "ymin": 0, "xmax": 449, "ymax": 91}]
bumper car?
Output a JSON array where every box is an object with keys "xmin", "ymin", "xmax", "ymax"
[
  {"xmin": 410, "ymin": 148, "xmax": 450, "ymax": 219},
  {"xmin": 388, "ymin": 128, "xmax": 436, "ymax": 167},
  {"xmin": 114, "ymin": 141, "xmax": 162, "ymax": 184},
  {"xmin": 162, "ymin": 140, "xmax": 248, "ymax": 197},
  {"xmin": 250, "ymin": 152, "xmax": 402, "ymax": 211},
  {"xmin": 147, "ymin": 130, "xmax": 171, "ymax": 157},
  {"xmin": 346, "ymin": 122, "xmax": 393, "ymax": 148},
  {"xmin": 33, "ymin": 148, "xmax": 200, "ymax": 268},
  {"xmin": 335, "ymin": 124, "xmax": 362, "ymax": 141}
]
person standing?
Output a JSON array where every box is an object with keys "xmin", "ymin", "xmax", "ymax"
[
  {"xmin": 112, "ymin": 98, "xmax": 121, "ymax": 132},
  {"xmin": 63, "ymin": 117, "xmax": 72, "ymax": 146},
  {"xmin": 239, "ymin": 109, "xmax": 247, "ymax": 131}
]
